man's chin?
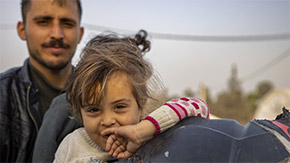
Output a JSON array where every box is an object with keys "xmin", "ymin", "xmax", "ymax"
[
  {"xmin": 30, "ymin": 51, "xmax": 73, "ymax": 70},
  {"xmin": 42, "ymin": 60, "xmax": 70, "ymax": 70},
  {"xmin": 40, "ymin": 56, "xmax": 72, "ymax": 69}
]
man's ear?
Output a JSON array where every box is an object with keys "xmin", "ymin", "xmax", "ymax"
[
  {"xmin": 17, "ymin": 21, "xmax": 26, "ymax": 40},
  {"xmin": 78, "ymin": 26, "xmax": 84, "ymax": 43}
]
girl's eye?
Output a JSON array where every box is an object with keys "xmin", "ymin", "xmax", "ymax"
[
  {"xmin": 115, "ymin": 105, "xmax": 126, "ymax": 110},
  {"xmin": 88, "ymin": 107, "xmax": 99, "ymax": 112}
]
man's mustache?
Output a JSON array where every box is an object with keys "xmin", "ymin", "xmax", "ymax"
[{"xmin": 42, "ymin": 39, "xmax": 70, "ymax": 48}]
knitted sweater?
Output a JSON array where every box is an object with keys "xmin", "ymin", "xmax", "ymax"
[
  {"xmin": 54, "ymin": 97, "xmax": 209, "ymax": 163},
  {"xmin": 54, "ymin": 128, "xmax": 107, "ymax": 163}
]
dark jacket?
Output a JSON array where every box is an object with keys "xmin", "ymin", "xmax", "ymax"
[
  {"xmin": 0, "ymin": 59, "xmax": 42, "ymax": 162},
  {"xmin": 32, "ymin": 93, "xmax": 82, "ymax": 163}
]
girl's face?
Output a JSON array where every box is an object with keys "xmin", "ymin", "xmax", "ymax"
[{"xmin": 81, "ymin": 71, "xmax": 143, "ymax": 149}]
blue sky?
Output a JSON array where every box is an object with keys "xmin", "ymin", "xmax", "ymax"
[{"xmin": 0, "ymin": 0, "xmax": 289, "ymax": 97}]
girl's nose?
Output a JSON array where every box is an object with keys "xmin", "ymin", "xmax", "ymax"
[{"xmin": 100, "ymin": 113, "xmax": 116, "ymax": 127}]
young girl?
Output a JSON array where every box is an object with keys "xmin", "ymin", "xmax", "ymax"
[{"xmin": 54, "ymin": 30, "xmax": 210, "ymax": 163}]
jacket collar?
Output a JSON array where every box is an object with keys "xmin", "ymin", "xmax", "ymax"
[
  {"xmin": 19, "ymin": 58, "xmax": 33, "ymax": 86},
  {"xmin": 19, "ymin": 58, "xmax": 43, "ymax": 129}
]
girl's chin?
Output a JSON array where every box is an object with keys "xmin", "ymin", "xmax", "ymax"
[
  {"xmin": 97, "ymin": 139, "xmax": 107, "ymax": 150},
  {"xmin": 90, "ymin": 137, "xmax": 106, "ymax": 150}
]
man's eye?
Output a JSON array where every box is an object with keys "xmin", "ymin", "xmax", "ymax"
[
  {"xmin": 36, "ymin": 20, "xmax": 48, "ymax": 26},
  {"xmin": 62, "ymin": 21, "xmax": 75, "ymax": 28}
]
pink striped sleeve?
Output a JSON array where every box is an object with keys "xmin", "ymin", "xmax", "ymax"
[
  {"xmin": 167, "ymin": 97, "xmax": 209, "ymax": 120},
  {"xmin": 144, "ymin": 97, "xmax": 210, "ymax": 136},
  {"xmin": 144, "ymin": 116, "xmax": 161, "ymax": 136}
]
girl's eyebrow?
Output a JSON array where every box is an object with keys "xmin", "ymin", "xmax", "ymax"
[
  {"xmin": 111, "ymin": 98, "xmax": 131, "ymax": 105},
  {"xmin": 82, "ymin": 104, "xmax": 99, "ymax": 108}
]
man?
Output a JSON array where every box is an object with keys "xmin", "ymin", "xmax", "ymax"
[{"xmin": 0, "ymin": 0, "xmax": 84, "ymax": 162}]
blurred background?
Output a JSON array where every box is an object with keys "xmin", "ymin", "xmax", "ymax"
[{"xmin": 1, "ymin": 0, "xmax": 289, "ymax": 124}]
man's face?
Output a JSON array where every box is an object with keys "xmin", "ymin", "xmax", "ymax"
[{"xmin": 18, "ymin": 0, "xmax": 84, "ymax": 70}]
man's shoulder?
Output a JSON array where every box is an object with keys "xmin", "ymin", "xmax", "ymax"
[
  {"xmin": 48, "ymin": 93, "xmax": 71, "ymax": 113},
  {"xmin": 0, "ymin": 59, "xmax": 29, "ymax": 81},
  {"xmin": 0, "ymin": 66, "xmax": 22, "ymax": 80}
]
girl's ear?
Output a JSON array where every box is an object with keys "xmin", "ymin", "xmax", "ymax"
[{"xmin": 17, "ymin": 21, "xmax": 26, "ymax": 40}]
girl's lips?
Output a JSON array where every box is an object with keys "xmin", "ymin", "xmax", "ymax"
[{"xmin": 102, "ymin": 133, "xmax": 111, "ymax": 140}]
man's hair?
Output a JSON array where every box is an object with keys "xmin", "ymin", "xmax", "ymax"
[
  {"xmin": 21, "ymin": 0, "xmax": 82, "ymax": 24},
  {"xmin": 66, "ymin": 30, "xmax": 157, "ymax": 121}
]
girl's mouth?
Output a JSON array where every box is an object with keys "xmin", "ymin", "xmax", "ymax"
[{"xmin": 102, "ymin": 133, "xmax": 111, "ymax": 140}]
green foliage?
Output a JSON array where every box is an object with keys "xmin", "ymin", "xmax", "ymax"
[
  {"xmin": 184, "ymin": 88, "xmax": 195, "ymax": 97},
  {"xmin": 208, "ymin": 80, "xmax": 274, "ymax": 125},
  {"xmin": 206, "ymin": 65, "xmax": 274, "ymax": 125},
  {"xmin": 154, "ymin": 66, "xmax": 274, "ymax": 126},
  {"xmin": 209, "ymin": 90, "xmax": 251, "ymax": 125},
  {"xmin": 257, "ymin": 81, "xmax": 273, "ymax": 97}
]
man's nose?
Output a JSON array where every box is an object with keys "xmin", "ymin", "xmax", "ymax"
[{"xmin": 49, "ymin": 23, "xmax": 64, "ymax": 40}]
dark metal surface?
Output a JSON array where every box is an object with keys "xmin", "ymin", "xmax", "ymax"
[{"xmin": 118, "ymin": 109, "xmax": 290, "ymax": 162}]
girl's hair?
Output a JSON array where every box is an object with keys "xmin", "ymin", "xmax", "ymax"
[{"xmin": 66, "ymin": 30, "xmax": 157, "ymax": 121}]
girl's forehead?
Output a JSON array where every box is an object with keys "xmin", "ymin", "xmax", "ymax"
[
  {"xmin": 86, "ymin": 71, "xmax": 134, "ymax": 105},
  {"xmin": 109, "ymin": 71, "xmax": 129, "ymax": 80},
  {"xmin": 106, "ymin": 72, "xmax": 134, "ymax": 99}
]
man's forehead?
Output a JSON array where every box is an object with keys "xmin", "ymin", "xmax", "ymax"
[
  {"xmin": 29, "ymin": 0, "xmax": 78, "ymax": 10},
  {"xmin": 30, "ymin": 0, "xmax": 75, "ymax": 5},
  {"xmin": 28, "ymin": 0, "xmax": 79, "ymax": 19},
  {"xmin": 50, "ymin": 0, "xmax": 76, "ymax": 6}
]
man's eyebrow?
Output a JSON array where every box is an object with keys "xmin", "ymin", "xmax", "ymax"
[
  {"xmin": 60, "ymin": 18, "xmax": 77, "ymax": 24},
  {"xmin": 33, "ymin": 16, "xmax": 53, "ymax": 21},
  {"xmin": 32, "ymin": 16, "xmax": 77, "ymax": 24}
]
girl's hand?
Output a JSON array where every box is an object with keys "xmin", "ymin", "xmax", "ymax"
[
  {"xmin": 101, "ymin": 120, "xmax": 156, "ymax": 159},
  {"xmin": 105, "ymin": 134, "xmax": 128, "ymax": 158}
]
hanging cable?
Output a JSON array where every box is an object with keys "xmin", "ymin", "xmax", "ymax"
[
  {"xmin": 240, "ymin": 47, "xmax": 290, "ymax": 83},
  {"xmin": 83, "ymin": 23, "xmax": 290, "ymax": 42},
  {"xmin": 1, "ymin": 23, "xmax": 289, "ymax": 42}
]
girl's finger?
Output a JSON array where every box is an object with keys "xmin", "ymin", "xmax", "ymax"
[{"xmin": 106, "ymin": 134, "xmax": 117, "ymax": 152}]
